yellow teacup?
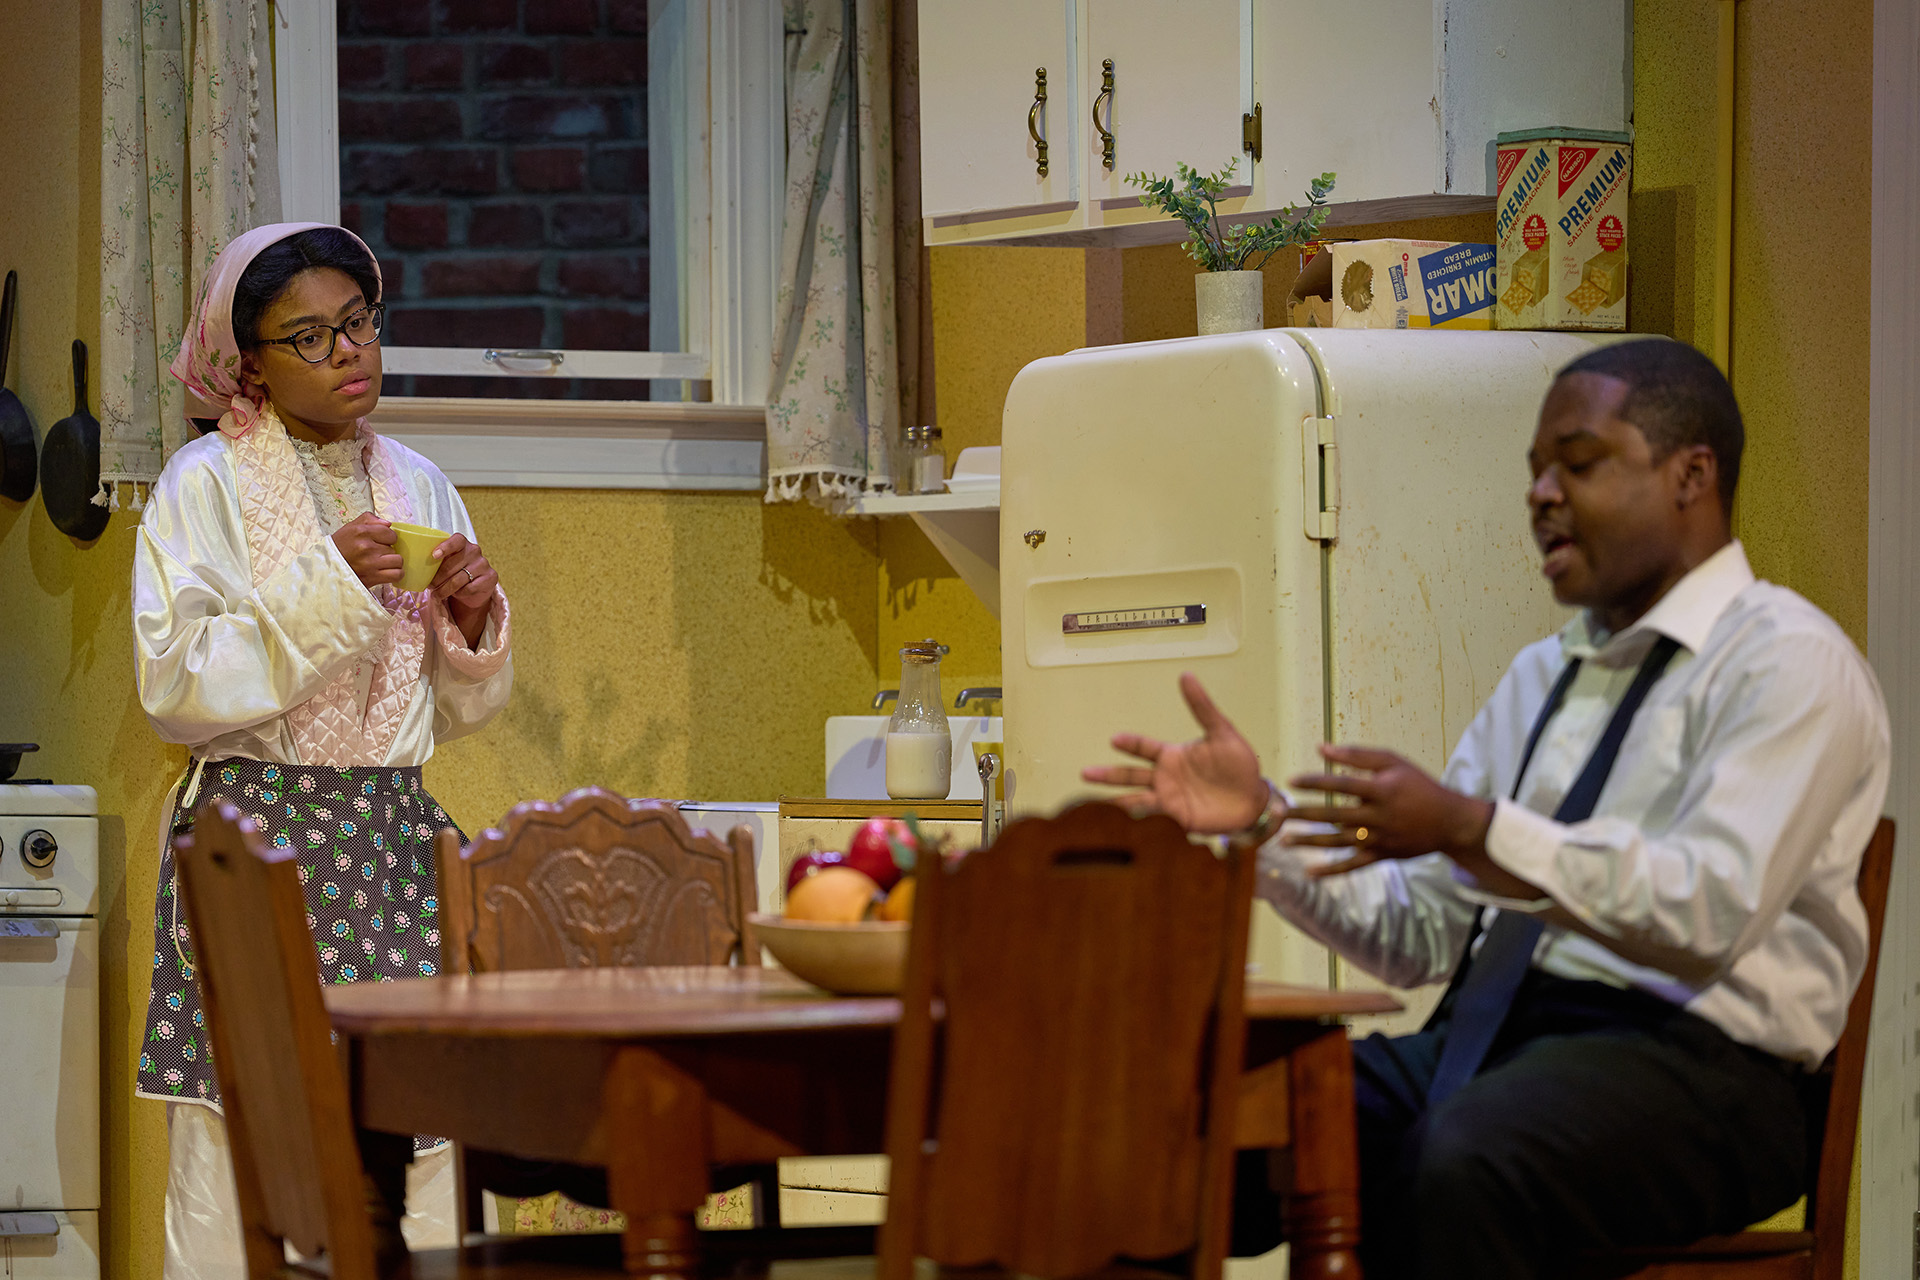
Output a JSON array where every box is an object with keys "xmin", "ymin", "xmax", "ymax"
[{"xmin": 389, "ymin": 521, "xmax": 451, "ymax": 592}]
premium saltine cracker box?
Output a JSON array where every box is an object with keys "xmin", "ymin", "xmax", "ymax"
[{"xmin": 1493, "ymin": 128, "xmax": 1631, "ymax": 331}]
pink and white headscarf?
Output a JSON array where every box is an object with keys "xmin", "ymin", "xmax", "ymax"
[{"xmin": 168, "ymin": 221, "xmax": 384, "ymax": 439}]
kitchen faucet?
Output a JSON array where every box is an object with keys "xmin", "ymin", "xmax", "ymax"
[{"xmin": 955, "ymin": 687, "xmax": 1002, "ymax": 708}]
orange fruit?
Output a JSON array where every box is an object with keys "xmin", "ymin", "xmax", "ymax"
[
  {"xmin": 784, "ymin": 866, "xmax": 881, "ymax": 923},
  {"xmin": 876, "ymin": 877, "xmax": 915, "ymax": 923}
]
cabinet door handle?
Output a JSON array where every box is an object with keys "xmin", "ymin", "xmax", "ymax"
[
  {"xmin": 1092, "ymin": 58, "xmax": 1116, "ymax": 170},
  {"xmin": 1028, "ymin": 68, "xmax": 1049, "ymax": 177}
]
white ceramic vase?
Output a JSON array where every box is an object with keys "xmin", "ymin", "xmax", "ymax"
[{"xmin": 1195, "ymin": 269, "xmax": 1264, "ymax": 335}]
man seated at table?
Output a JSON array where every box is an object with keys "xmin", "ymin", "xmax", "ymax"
[{"xmin": 1084, "ymin": 339, "xmax": 1890, "ymax": 1280}]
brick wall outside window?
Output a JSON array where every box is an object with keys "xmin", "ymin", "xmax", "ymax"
[{"xmin": 338, "ymin": 0, "xmax": 653, "ymax": 398}]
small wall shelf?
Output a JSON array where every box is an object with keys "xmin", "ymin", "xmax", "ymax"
[{"xmin": 836, "ymin": 485, "xmax": 1001, "ymax": 617}]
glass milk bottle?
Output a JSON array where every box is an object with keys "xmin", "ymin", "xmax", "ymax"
[{"xmin": 886, "ymin": 640, "xmax": 953, "ymax": 799}]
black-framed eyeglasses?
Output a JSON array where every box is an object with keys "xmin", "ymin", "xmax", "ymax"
[{"xmin": 258, "ymin": 304, "xmax": 385, "ymax": 364}]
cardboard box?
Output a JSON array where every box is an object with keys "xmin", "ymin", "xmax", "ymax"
[
  {"xmin": 1493, "ymin": 128, "xmax": 1631, "ymax": 331},
  {"xmin": 1286, "ymin": 239, "xmax": 1497, "ymax": 330}
]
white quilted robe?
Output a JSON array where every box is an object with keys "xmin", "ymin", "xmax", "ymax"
[{"xmin": 133, "ymin": 410, "xmax": 512, "ymax": 766}]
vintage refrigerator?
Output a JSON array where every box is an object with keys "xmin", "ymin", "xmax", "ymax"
[{"xmin": 999, "ymin": 327, "xmax": 1622, "ymax": 1028}]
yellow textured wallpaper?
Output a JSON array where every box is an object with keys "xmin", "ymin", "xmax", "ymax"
[
  {"xmin": 1727, "ymin": 0, "xmax": 1873, "ymax": 646},
  {"xmin": 1629, "ymin": 0, "xmax": 1722, "ymax": 349},
  {"xmin": 1631, "ymin": 0, "xmax": 1872, "ymax": 650},
  {"xmin": 0, "ymin": 6, "xmax": 164, "ymax": 1280},
  {"xmin": 882, "ymin": 245, "xmax": 1102, "ymax": 708},
  {"xmin": 425, "ymin": 490, "xmax": 881, "ymax": 823}
]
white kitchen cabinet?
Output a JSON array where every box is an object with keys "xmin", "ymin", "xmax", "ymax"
[
  {"xmin": 920, "ymin": 0, "xmax": 1630, "ymax": 246},
  {"xmin": 1432, "ymin": 0, "xmax": 1632, "ymax": 194},
  {"xmin": 1250, "ymin": 0, "xmax": 1630, "ymax": 205},
  {"xmin": 1246, "ymin": 2, "xmax": 1440, "ymax": 210},
  {"xmin": 1082, "ymin": 0, "xmax": 1248, "ymax": 208},
  {"xmin": 918, "ymin": 0, "xmax": 1079, "ymax": 222},
  {"xmin": 919, "ymin": 0, "xmax": 1247, "ymax": 236}
]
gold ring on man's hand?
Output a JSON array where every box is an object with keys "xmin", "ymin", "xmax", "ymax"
[{"xmin": 1354, "ymin": 826, "xmax": 1370, "ymax": 844}]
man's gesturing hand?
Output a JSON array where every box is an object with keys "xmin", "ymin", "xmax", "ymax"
[
  {"xmin": 332, "ymin": 512, "xmax": 401, "ymax": 590},
  {"xmin": 1285, "ymin": 745, "xmax": 1497, "ymax": 878},
  {"xmin": 1080, "ymin": 672, "xmax": 1274, "ymax": 836}
]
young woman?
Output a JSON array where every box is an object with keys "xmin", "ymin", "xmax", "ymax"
[{"xmin": 132, "ymin": 222, "xmax": 512, "ymax": 1278}]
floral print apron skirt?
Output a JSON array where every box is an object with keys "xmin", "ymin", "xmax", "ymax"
[{"xmin": 137, "ymin": 758, "xmax": 459, "ymax": 1152}]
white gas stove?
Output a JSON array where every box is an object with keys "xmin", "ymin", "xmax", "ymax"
[{"xmin": 0, "ymin": 743, "xmax": 101, "ymax": 1280}]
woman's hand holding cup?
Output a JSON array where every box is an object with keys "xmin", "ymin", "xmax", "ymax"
[
  {"xmin": 428, "ymin": 532, "xmax": 498, "ymax": 648},
  {"xmin": 332, "ymin": 512, "xmax": 401, "ymax": 589}
]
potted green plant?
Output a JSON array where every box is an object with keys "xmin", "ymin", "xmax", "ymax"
[{"xmin": 1126, "ymin": 160, "xmax": 1336, "ymax": 335}]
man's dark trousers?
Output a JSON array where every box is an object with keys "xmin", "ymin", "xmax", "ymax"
[{"xmin": 1230, "ymin": 973, "xmax": 1811, "ymax": 1279}]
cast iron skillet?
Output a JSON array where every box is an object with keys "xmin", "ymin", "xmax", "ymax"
[
  {"xmin": 0, "ymin": 742, "xmax": 38, "ymax": 782},
  {"xmin": 40, "ymin": 339, "xmax": 110, "ymax": 540},
  {"xmin": 0, "ymin": 272, "xmax": 36, "ymax": 502}
]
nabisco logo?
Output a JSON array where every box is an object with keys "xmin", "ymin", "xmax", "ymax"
[
  {"xmin": 1558, "ymin": 146, "xmax": 1600, "ymax": 197},
  {"xmin": 1495, "ymin": 147, "xmax": 1525, "ymax": 194}
]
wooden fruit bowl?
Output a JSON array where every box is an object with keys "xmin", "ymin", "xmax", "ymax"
[{"xmin": 746, "ymin": 913, "xmax": 909, "ymax": 995}]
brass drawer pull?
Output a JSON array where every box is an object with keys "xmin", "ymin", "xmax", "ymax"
[
  {"xmin": 1093, "ymin": 58, "xmax": 1116, "ymax": 170},
  {"xmin": 1028, "ymin": 68, "xmax": 1049, "ymax": 177}
]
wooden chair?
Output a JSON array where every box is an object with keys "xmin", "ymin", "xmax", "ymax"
[
  {"xmin": 172, "ymin": 798, "xmax": 625, "ymax": 1280},
  {"xmin": 434, "ymin": 787, "xmax": 778, "ymax": 1241},
  {"xmin": 436, "ymin": 787, "xmax": 759, "ymax": 977},
  {"xmin": 875, "ymin": 800, "xmax": 1258, "ymax": 1280},
  {"xmin": 1575, "ymin": 817, "xmax": 1897, "ymax": 1280}
]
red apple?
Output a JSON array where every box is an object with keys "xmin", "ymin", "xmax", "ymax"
[
  {"xmin": 785, "ymin": 849, "xmax": 850, "ymax": 893},
  {"xmin": 845, "ymin": 816, "xmax": 913, "ymax": 890}
]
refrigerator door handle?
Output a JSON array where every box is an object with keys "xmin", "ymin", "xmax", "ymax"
[
  {"xmin": 0, "ymin": 1212, "xmax": 60, "ymax": 1237},
  {"xmin": 1302, "ymin": 415, "xmax": 1340, "ymax": 541}
]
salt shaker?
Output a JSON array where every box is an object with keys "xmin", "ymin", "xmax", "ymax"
[
  {"xmin": 894, "ymin": 425, "xmax": 925, "ymax": 494},
  {"xmin": 885, "ymin": 639, "xmax": 952, "ymax": 799},
  {"xmin": 915, "ymin": 425, "xmax": 946, "ymax": 494}
]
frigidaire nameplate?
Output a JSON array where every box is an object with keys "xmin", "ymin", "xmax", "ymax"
[{"xmin": 1062, "ymin": 604, "xmax": 1206, "ymax": 635}]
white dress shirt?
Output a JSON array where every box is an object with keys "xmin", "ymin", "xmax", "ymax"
[{"xmin": 1259, "ymin": 541, "xmax": 1890, "ymax": 1066}]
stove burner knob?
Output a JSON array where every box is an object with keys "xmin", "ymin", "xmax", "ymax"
[{"xmin": 20, "ymin": 830, "xmax": 56, "ymax": 870}]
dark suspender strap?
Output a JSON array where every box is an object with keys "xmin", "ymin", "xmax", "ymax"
[
  {"xmin": 1422, "ymin": 650, "xmax": 1587, "ymax": 1024},
  {"xmin": 1422, "ymin": 634, "xmax": 1682, "ymax": 1028},
  {"xmin": 1423, "ymin": 635, "xmax": 1684, "ymax": 1102},
  {"xmin": 1511, "ymin": 656, "xmax": 1587, "ymax": 805}
]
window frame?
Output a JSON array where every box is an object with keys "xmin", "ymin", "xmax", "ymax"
[{"xmin": 271, "ymin": 0, "xmax": 781, "ymax": 489}]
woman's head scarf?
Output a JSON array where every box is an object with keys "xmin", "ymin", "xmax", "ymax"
[{"xmin": 169, "ymin": 221, "xmax": 384, "ymax": 439}]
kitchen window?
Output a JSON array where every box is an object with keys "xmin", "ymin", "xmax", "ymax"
[{"xmin": 271, "ymin": 0, "xmax": 780, "ymax": 488}]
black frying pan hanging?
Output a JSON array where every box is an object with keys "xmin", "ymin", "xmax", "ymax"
[
  {"xmin": 40, "ymin": 339, "xmax": 109, "ymax": 541},
  {"xmin": 0, "ymin": 272, "xmax": 35, "ymax": 502}
]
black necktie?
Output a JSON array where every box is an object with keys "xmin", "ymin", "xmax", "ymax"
[{"xmin": 1424, "ymin": 634, "xmax": 1682, "ymax": 1106}]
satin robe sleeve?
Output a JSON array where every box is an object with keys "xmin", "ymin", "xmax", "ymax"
[
  {"xmin": 133, "ymin": 438, "xmax": 398, "ymax": 751},
  {"xmin": 392, "ymin": 442, "xmax": 514, "ymax": 747}
]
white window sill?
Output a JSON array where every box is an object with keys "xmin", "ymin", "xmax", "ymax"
[{"xmin": 367, "ymin": 396, "xmax": 767, "ymax": 491}]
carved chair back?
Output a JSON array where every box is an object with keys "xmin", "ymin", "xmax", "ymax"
[
  {"xmin": 437, "ymin": 787, "xmax": 759, "ymax": 975},
  {"xmin": 878, "ymin": 801, "xmax": 1255, "ymax": 1280}
]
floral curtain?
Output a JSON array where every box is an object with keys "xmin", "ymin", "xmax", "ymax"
[
  {"xmin": 766, "ymin": 0, "xmax": 898, "ymax": 503},
  {"xmin": 101, "ymin": 0, "xmax": 278, "ymax": 509}
]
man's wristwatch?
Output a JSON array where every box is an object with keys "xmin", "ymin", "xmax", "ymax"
[{"xmin": 1228, "ymin": 780, "xmax": 1285, "ymax": 848}]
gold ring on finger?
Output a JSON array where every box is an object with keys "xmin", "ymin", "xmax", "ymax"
[{"xmin": 1354, "ymin": 826, "xmax": 1370, "ymax": 844}]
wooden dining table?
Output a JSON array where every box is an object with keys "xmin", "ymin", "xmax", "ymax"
[{"xmin": 325, "ymin": 965, "xmax": 1399, "ymax": 1280}]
